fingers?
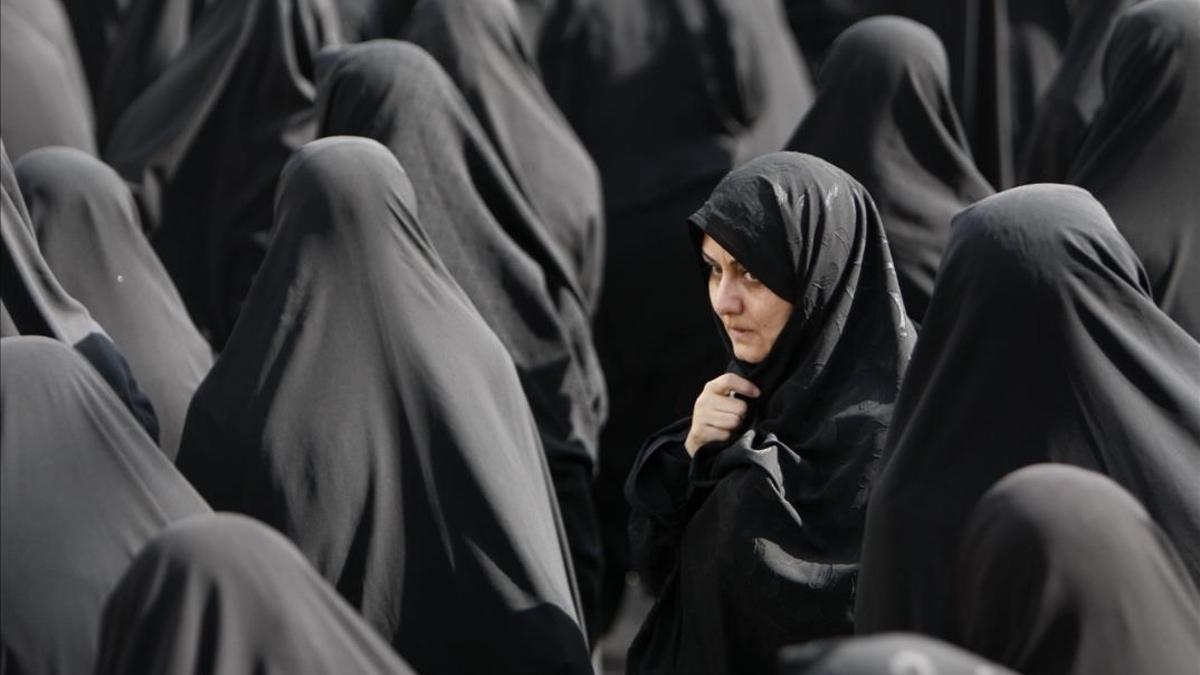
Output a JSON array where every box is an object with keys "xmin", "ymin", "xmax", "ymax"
[{"xmin": 704, "ymin": 372, "xmax": 761, "ymax": 399}]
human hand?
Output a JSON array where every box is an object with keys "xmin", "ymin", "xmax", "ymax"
[{"xmin": 683, "ymin": 373, "xmax": 760, "ymax": 456}]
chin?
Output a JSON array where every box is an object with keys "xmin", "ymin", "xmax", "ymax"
[{"xmin": 733, "ymin": 347, "xmax": 766, "ymax": 364}]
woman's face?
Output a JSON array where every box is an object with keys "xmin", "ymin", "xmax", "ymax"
[{"xmin": 701, "ymin": 234, "xmax": 794, "ymax": 364}]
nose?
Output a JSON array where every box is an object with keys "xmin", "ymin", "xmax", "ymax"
[{"xmin": 712, "ymin": 276, "xmax": 743, "ymax": 316}]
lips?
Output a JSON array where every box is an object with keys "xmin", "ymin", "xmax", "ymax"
[{"xmin": 727, "ymin": 327, "xmax": 754, "ymax": 340}]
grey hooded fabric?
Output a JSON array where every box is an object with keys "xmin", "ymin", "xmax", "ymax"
[
  {"xmin": 856, "ymin": 184, "xmax": 1200, "ymax": 639},
  {"xmin": 957, "ymin": 464, "xmax": 1200, "ymax": 675},
  {"xmin": 788, "ymin": 16, "xmax": 994, "ymax": 322},
  {"xmin": 0, "ymin": 337, "xmax": 209, "ymax": 675},
  {"xmin": 15, "ymin": 146, "xmax": 213, "ymax": 459},
  {"xmin": 177, "ymin": 137, "xmax": 592, "ymax": 674},
  {"xmin": 1067, "ymin": 0, "xmax": 1200, "ymax": 341},
  {"xmin": 95, "ymin": 514, "xmax": 416, "ymax": 675}
]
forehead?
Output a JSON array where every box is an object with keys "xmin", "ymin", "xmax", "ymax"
[{"xmin": 700, "ymin": 234, "xmax": 736, "ymax": 262}]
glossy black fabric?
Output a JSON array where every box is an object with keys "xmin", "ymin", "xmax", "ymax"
[
  {"xmin": 103, "ymin": 0, "xmax": 341, "ymax": 345},
  {"xmin": 94, "ymin": 0, "xmax": 215, "ymax": 144},
  {"xmin": 1068, "ymin": 0, "xmax": 1200, "ymax": 340},
  {"xmin": 177, "ymin": 137, "xmax": 591, "ymax": 673},
  {"xmin": 1017, "ymin": 0, "xmax": 1139, "ymax": 183},
  {"xmin": 0, "ymin": 0, "xmax": 96, "ymax": 160},
  {"xmin": 957, "ymin": 464, "xmax": 1200, "ymax": 675},
  {"xmin": 16, "ymin": 147, "xmax": 213, "ymax": 459},
  {"xmin": 404, "ymin": 0, "xmax": 606, "ymax": 312},
  {"xmin": 626, "ymin": 153, "xmax": 915, "ymax": 674},
  {"xmin": 778, "ymin": 634, "xmax": 1014, "ymax": 675},
  {"xmin": 788, "ymin": 16, "xmax": 994, "ymax": 322},
  {"xmin": 1, "ymin": 142, "xmax": 158, "ymax": 439},
  {"xmin": 856, "ymin": 184, "xmax": 1200, "ymax": 639},
  {"xmin": 96, "ymin": 514, "xmax": 415, "ymax": 675},
  {"xmin": 0, "ymin": 337, "xmax": 209, "ymax": 675}
]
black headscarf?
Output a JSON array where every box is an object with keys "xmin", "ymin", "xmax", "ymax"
[
  {"xmin": 788, "ymin": 16, "xmax": 994, "ymax": 323},
  {"xmin": 177, "ymin": 137, "xmax": 591, "ymax": 673},
  {"xmin": 625, "ymin": 152, "xmax": 915, "ymax": 674},
  {"xmin": 0, "ymin": 0, "xmax": 96, "ymax": 160},
  {"xmin": 778, "ymin": 633, "xmax": 1015, "ymax": 675},
  {"xmin": 1017, "ymin": 0, "xmax": 1140, "ymax": 183},
  {"xmin": 103, "ymin": 0, "xmax": 341, "ymax": 345},
  {"xmin": 403, "ymin": 0, "xmax": 607, "ymax": 312},
  {"xmin": 96, "ymin": 514, "xmax": 416, "ymax": 675},
  {"xmin": 15, "ymin": 147, "xmax": 212, "ymax": 459},
  {"xmin": 855, "ymin": 184, "xmax": 1200, "ymax": 639},
  {"xmin": 0, "ymin": 337, "xmax": 209, "ymax": 675},
  {"xmin": 1067, "ymin": 0, "xmax": 1200, "ymax": 340},
  {"xmin": 957, "ymin": 464, "xmax": 1200, "ymax": 675},
  {"xmin": 1, "ymin": 141, "xmax": 159, "ymax": 439}
]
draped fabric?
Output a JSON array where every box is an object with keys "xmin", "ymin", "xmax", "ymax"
[
  {"xmin": 856, "ymin": 184, "xmax": 1200, "ymax": 639},
  {"xmin": 316, "ymin": 42, "xmax": 608, "ymax": 640},
  {"xmin": 403, "ymin": 0, "xmax": 607, "ymax": 312},
  {"xmin": 779, "ymin": 634, "xmax": 1015, "ymax": 675},
  {"xmin": 1017, "ymin": 0, "xmax": 1140, "ymax": 183},
  {"xmin": 15, "ymin": 146, "xmax": 213, "ymax": 459},
  {"xmin": 177, "ymin": 137, "xmax": 591, "ymax": 673},
  {"xmin": 103, "ymin": 0, "xmax": 342, "ymax": 345},
  {"xmin": 0, "ymin": 0, "xmax": 96, "ymax": 160},
  {"xmin": 96, "ymin": 514, "xmax": 416, "ymax": 675},
  {"xmin": 788, "ymin": 16, "xmax": 994, "ymax": 322},
  {"xmin": 626, "ymin": 153, "xmax": 915, "ymax": 674},
  {"xmin": 94, "ymin": 0, "xmax": 216, "ymax": 144},
  {"xmin": 957, "ymin": 464, "xmax": 1200, "ymax": 675},
  {"xmin": 0, "ymin": 337, "xmax": 209, "ymax": 675},
  {"xmin": 1067, "ymin": 0, "xmax": 1200, "ymax": 340},
  {"xmin": 1, "ymin": 142, "xmax": 159, "ymax": 439},
  {"xmin": 59, "ymin": 0, "xmax": 131, "ymax": 102},
  {"xmin": 873, "ymin": 0, "xmax": 1073, "ymax": 189}
]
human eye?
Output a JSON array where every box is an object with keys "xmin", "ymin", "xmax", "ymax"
[{"xmin": 705, "ymin": 261, "xmax": 722, "ymax": 277}]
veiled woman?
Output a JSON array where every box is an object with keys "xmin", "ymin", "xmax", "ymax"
[
  {"xmin": 15, "ymin": 146, "xmax": 212, "ymax": 458},
  {"xmin": 855, "ymin": 184, "xmax": 1200, "ymax": 639},
  {"xmin": 177, "ymin": 137, "xmax": 591, "ymax": 673},
  {"xmin": 788, "ymin": 15, "xmax": 994, "ymax": 323},
  {"xmin": 403, "ymin": 0, "xmax": 606, "ymax": 313},
  {"xmin": 1067, "ymin": 0, "xmax": 1200, "ymax": 340},
  {"xmin": 315, "ymin": 40, "xmax": 606, "ymax": 641},
  {"xmin": 626, "ymin": 152, "xmax": 914, "ymax": 674},
  {"xmin": 96, "ymin": 514, "xmax": 416, "ymax": 675},
  {"xmin": 0, "ymin": 337, "xmax": 209, "ymax": 675},
  {"xmin": 2, "ymin": 141, "xmax": 157, "ymax": 438}
]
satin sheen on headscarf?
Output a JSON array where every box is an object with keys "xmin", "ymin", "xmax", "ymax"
[
  {"xmin": 1068, "ymin": 0, "xmax": 1200, "ymax": 340},
  {"xmin": 788, "ymin": 16, "xmax": 994, "ymax": 323},
  {"xmin": 15, "ymin": 147, "xmax": 212, "ymax": 459},
  {"xmin": 956, "ymin": 464, "xmax": 1200, "ymax": 675},
  {"xmin": 0, "ymin": 337, "xmax": 209, "ymax": 675},
  {"xmin": 96, "ymin": 514, "xmax": 416, "ymax": 675},
  {"xmin": 177, "ymin": 137, "xmax": 592, "ymax": 674},
  {"xmin": 103, "ymin": 0, "xmax": 341, "ymax": 345},
  {"xmin": 625, "ymin": 153, "xmax": 914, "ymax": 674},
  {"xmin": 856, "ymin": 184, "xmax": 1200, "ymax": 639},
  {"xmin": 404, "ymin": 0, "xmax": 607, "ymax": 313}
]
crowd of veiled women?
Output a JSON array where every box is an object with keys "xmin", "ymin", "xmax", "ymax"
[{"xmin": 2, "ymin": 0, "xmax": 1198, "ymax": 673}]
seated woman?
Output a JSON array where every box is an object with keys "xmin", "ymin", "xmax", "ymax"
[
  {"xmin": 625, "ymin": 152, "xmax": 915, "ymax": 675},
  {"xmin": 956, "ymin": 464, "xmax": 1200, "ymax": 675},
  {"xmin": 788, "ymin": 15, "xmax": 994, "ymax": 323},
  {"xmin": 855, "ymin": 184, "xmax": 1200, "ymax": 639},
  {"xmin": 177, "ymin": 137, "xmax": 591, "ymax": 674},
  {"xmin": 96, "ymin": 514, "xmax": 415, "ymax": 675},
  {"xmin": 0, "ymin": 337, "xmax": 209, "ymax": 675}
]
